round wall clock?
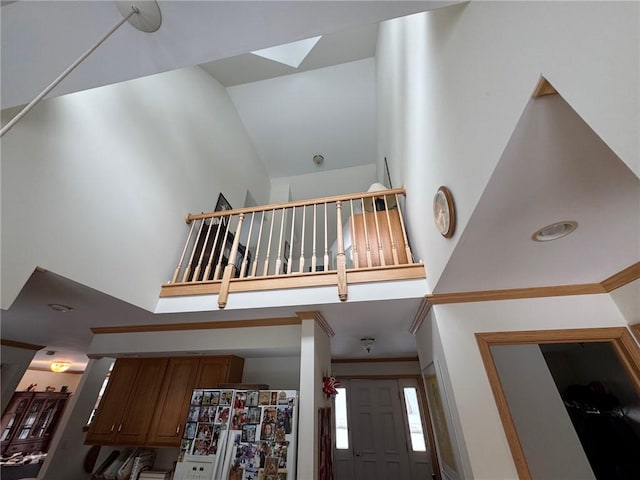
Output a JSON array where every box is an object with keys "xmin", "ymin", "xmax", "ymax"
[{"xmin": 433, "ymin": 186, "xmax": 456, "ymax": 238}]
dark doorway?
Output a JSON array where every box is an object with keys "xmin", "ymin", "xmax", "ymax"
[{"xmin": 541, "ymin": 342, "xmax": 640, "ymax": 480}]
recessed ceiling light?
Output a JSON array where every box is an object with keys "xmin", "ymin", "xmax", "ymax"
[
  {"xmin": 532, "ymin": 221, "xmax": 578, "ymax": 242},
  {"xmin": 48, "ymin": 303, "xmax": 73, "ymax": 312}
]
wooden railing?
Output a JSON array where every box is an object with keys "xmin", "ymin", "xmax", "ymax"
[{"xmin": 162, "ymin": 188, "xmax": 422, "ymax": 307}]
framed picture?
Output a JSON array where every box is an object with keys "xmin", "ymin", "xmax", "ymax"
[
  {"xmin": 215, "ymin": 193, "xmax": 232, "ymax": 227},
  {"xmin": 283, "ymin": 241, "xmax": 290, "ymax": 274},
  {"xmin": 423, "ymin": 361, "xmax": 459, "ymax": 480}
]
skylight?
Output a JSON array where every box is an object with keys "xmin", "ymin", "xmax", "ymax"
[{"xmin": 251, "ymin": 36, "xmax": 322, "ymax": 68}]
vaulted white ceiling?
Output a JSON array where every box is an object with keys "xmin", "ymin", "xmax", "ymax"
[
  {"xmin": 2, "ymin": 1, "xmax": 457, "ymax": 368},
  {"xmin": 435, "ymin": 93, "xmax": 640, "ymax": 293},
  {"xmin": 2, "ymin": 1, "xmax": 637, "ymax": 372},
  {"xmin": 0, "ymin": 0, "xmax": 455, "ymax": 109}
]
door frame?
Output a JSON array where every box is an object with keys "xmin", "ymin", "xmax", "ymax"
[
  {"xmin": 476, "ymin": 326, "xmax": 640, "ymax": 480},
  {"xmin": 334, "ymin": 375, "xmax": 441, "ymax": 480}
]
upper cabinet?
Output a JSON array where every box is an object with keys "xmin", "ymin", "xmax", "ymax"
[
  {"xmin": 86, "ymin": 355, "xmax": 244, "ymax": 447},
  {"xmin": 86, "ymin": 358, "xmax": 167, "ymax": 445},
  {"xmin": 146, "ymin": 357, "xmax": 200, "ymax": 447},
  {"xmin": 195, "ymin": 356, "xmax": 244, "ymax": 389}
]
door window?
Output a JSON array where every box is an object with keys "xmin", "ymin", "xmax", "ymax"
[
  {"xmin": 334, "ymin": 387, "xmax": 349, "ymax": 449},
  {"xmin": 403, "ymin": 387, "xmax": 427, "ymax": 451}
]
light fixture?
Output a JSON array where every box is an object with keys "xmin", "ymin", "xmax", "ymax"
[
  {"xmin": 532, "ymin": 221, "xmax": 578, "ymax": 242},
  {"xmin": 360, "ymin": 337, "xmax": 376, "ymax": 354},
  {"xmin": 48, "ymin": 303, "xmax": 73, "ymax": 312},
  {"xmin": 50, "ymin": 362, "xmax": 72, "ymax": 373}
]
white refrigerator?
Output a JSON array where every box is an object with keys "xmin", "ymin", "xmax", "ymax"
[{"xmin": 174, "ymin": 389, "xmax": 298, "ymax": 480}]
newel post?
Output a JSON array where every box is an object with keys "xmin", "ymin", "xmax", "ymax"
[
  {"xmin": 336, "ymin": 201, "xmax": 347, "ymax": 301},
  {"xmin": 218, "ymin": 213, "xmax": 245, "ymax": 309}
]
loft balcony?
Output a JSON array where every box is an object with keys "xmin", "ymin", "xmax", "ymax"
[{"xmin": 159, "ymin": 188, "xmax": 426, "ymax": 310}]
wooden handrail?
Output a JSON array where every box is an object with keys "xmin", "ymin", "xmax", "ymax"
[
  {"xmin": 170, "ymin": 187, "xmax": 417, "ymax": 308},
  {"xmin": 185, "ymin": 187, "xmax": 406, "ymax": 223}
]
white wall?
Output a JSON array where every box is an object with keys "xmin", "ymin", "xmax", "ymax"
[
  {"xmin": 414, "ymin": 313, "xmax": 471, "ymax": 479},
  {"xmin": 298, "ymin": 320, "xmax": 332, "ymax": 480},
  {"xmin": 88, "ymin": 324, "xmax": 301, "ymax": 357},
  {"xmin": 376, "ymin": 2, "xmax": 639, "ymax": 291},
  {"xmin": 610, "ymin": 279, "xmax": 640, "ymax": 326},
  {"xmin": 271, "ymin": 164, "xmax": 377, "ymax": 202},
  {"xmin": 17, "ymin": 369, "xmax": 83, "ymax": 393},
  {"xmin": 40, "ymin": 357, "xmax": 113, "ymax": 480},
  {"xmin": 331, "ymin": 360, "xmax": 420, "ymax": 377},
  {"xmin": 242, "ymin": 356, "xmax": 301, "ymax": 390},
  {"xmin": 1, "ymin": 65, "xmax": 269, "ymax": 311},
  {"xmin": 492, "ymin": 344, "xmax": 595, "ymax": 480},
  {"xmin": 1, "ymin": 345, "xmax": 38, "ymax": 413},
  {"xmin": 425, "ymin": 293, "xmax": 628, "ymax": 479},
  {"xmin": 228, "ymin": 58, "xmax": 376, "ymax": 179}
]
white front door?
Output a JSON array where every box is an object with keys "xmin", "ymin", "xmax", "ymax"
[
  {"xmin": 334, "ymin": 378, "xmax": 434, "ymax": 480},
  {"xmin": 350, "ymin": 379, "xmax": 412, "ymax": 479}
]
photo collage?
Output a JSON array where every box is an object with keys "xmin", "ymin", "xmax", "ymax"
[
  {"xmin": 180, "ymin": 389, "xmax": 296, "ymax": 480},
  {"xmin": 181, "ymin": 389, "xmax": 234, "ymax": 456}
]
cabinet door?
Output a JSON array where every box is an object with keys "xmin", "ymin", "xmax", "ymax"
[
  {"xmin": 86, "ymin": 358, "xmax": 140, "ymax": 444},
  {"xmin": 15, "ymin": 396, "xmax": 46, "ymax": 441},
  {"xmin": 195, "ymin": 356, "xmax": 244, "ymax": 388},
  {"xmin": 1, "ymin": 394, "xmax": 32, "ymax": 445},
  {"xmin": 194, "ymin": 357, "xmax": 229, "ymax": 388},
  {"xmin": 147, "ymin": 357, "xmax": 199, "ymax": 447},
  {"xmin": 115, "ymin": 357, "xmax": 168, "ymax": 445}
]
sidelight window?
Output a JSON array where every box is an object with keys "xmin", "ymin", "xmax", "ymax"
[
  {"xmin": 403, "ymin": 387, "xmax": 426, "ymax": 451},
  {"xmin": 334, "ymin": 387, "xmax": 349, "ymax": 449}
]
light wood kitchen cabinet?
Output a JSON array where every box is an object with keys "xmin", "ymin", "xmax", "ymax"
[
  {"xmin": 195, "ymin": 355, "xmax": 244, "ymax": 389},
  {"xmin": 86, "ymin": 355, "xmax": 244, "ymax": 447},
  {"xmin": 146, "ymin": 357, "xmax": 200, "ymax": 447},
  {"xmin": 85, "ymin": 358, "xmax": 168, "ymax": 445}
]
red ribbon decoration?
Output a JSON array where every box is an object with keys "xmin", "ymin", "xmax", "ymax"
[{"xmin": 322, "ymin": 376, "xmax": 341, "ymax": 399}]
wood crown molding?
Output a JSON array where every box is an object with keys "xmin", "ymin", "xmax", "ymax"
[
  {"xmin": 601, "ymin": 262, "xmax": 640, "ymax": 292},
  {"xmin": 332, "ymin": 356, "xmax": 418, "ymax": 364},
  {"xmin": 427, "ymin": 262, "xmax": 639, "ymax": 306},
  {"xmin": 1, "ymin": 339, "xmax": 45, "ymax": 351},
  {"xmin": 28, "ymin": 366, "xmax": 84, "ymax": 374},
  {"xmin": 91, "ymin": 317, "xmax": 301, "ymax": 335},
  {"xmin": 532, "ymin": 77, "xmax": 558, "ymax": 98},
  {"xmin": 428, "ymin": 283, "xmax": 605, "ymax": 305},
  {"xmin": 630, "ymin": 324, "xmax": 640, "ymax": 345},
  {"xmin": 409, "ymin": 297, "xmax": 432, "ymax": 335},
  {"xmin": 296, "ymin": 311, "xmax": 335, "ymax": 337}
]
